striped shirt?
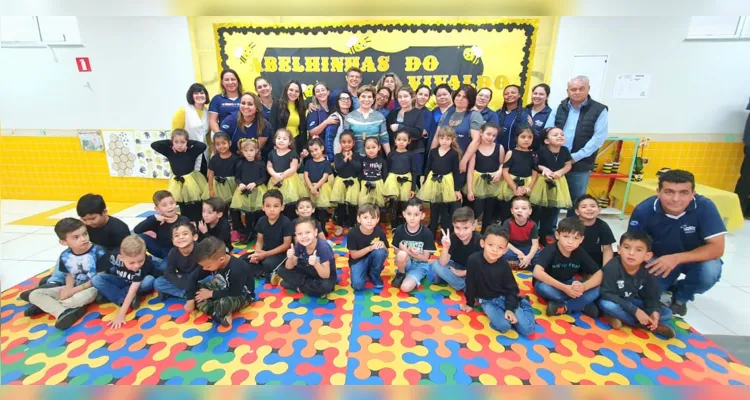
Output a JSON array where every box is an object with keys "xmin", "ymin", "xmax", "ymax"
[{"xmin": 343, "ymin": 109, "xmax": 388, "ymax": 155}]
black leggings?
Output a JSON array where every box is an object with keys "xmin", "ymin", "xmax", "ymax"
[
  {"xmin": 335, "ymin": 204, "xmax": 358, "ymax": 228},
  {"xmin": 179, "ymin": 202, "xmax": 203, "ymax": 223},
  {"xmin": 391, "ymin": 200, "xmax": 406, "ymax": 230},
  {"xmin": 474, "ymin": 197, "xmax": 501, "ymax": 232},
  {"xmin": 429, "ymin": 202, "xmax": 458, "ymax": 235},
  {"xmin": 315, "ymin": 208, "xmax": 329, "ymax": 237},
  {"xmin": 230, "ymin": 209, "xmax": 261, "ymax": 235},
  {"xmin": 284, "ymin": 203, "xmax": 297, "ymax": 221}
]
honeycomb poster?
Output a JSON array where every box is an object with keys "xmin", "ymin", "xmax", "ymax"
[{"xmin": 102, "ymin": 130, "xmax": 171, "ymax": 179}]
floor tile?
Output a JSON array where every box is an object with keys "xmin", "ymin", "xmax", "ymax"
[
  {"xmin": 0, "ymin": 260, "xmax": 52, "ymax": 290},
  {"xmin": 690, "ymin": 286, "xmax": 750, "ymax": 336},
  {"xmin": 718, "ymin": 253, "xmax": 750, "ymax": 287},
  {"xmin": 1, "ymin": 232, "xmax": 26, "ymax": 244},
  {"xmin": 1, "ymin": 234, "xmax": 62, "ymax": 261},
  {"xmin": 683, "ymin": 305, "xmax": 736, "ymax": 335},
  {"xmin": 0, "ymin": 225, "xmax": 44, "ymax": 234}
]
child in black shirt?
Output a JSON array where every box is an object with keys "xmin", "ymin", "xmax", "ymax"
[
  {"xmin": 575, "ymin": 194, "xmax": 616, "ymax": 267},
  {"xmin": 460, "ymin": 224, "xmax": 536, "ymax": 336},
  {"xmin": 92, "ymin": 235, "xmax": 155, "ymax": 330},
  {"xmin": 331, "ymin": 131, "xmax": 362, "ymax": 235},
  {"xmin": 153, "ymin": 220, "xmax": 200, "ymax": 308},
  {"xmin": 391, "ymin": 198, "xmax": 436, "ymax": 293},
  {"xmin": 532, "ymin": 217, "xmax": 602, "ymax": 318},
  {"xmin": 598, "ymin": 232, "xmax": 675, "ymax": 338},
  {"xmin": 358, "ymin": 137, "xmax": 388, "ymax": 208},
  {"xmin": 431, "ymin": 207, "xmax": 481, "ymax": 291},
  {"xmin": 189, "ymin": 237, "xmax": 255, "ymax": 328},
  {"xmin": 134, "ymin": 190, "xmax": 190, "ymax": 272},
  {"xmin": 294, "ymin": 198, "xmax": 327, "ymax": 241},
  {"xmin": 198, "ymin": 197, "xmax": 233, "ymax": 252},
  {"xmin": 347, "ymin": 204, "xmax": 389, "ymax": 291},
  {"xmin": 383, "ymin": 131, "xmax": 419, "ymax": 228},
  {"xmin": 246, "ymin": 190, "xmax": 293, "ymax": 279},
  {"xmin": 303, "ymin": 138, "xmax": 334, "ymax": 235},
  {"xmin": 230, "ymin": 139, "xmax": 268, "ymax": 243},
  {"xmin": 77, "ymin": 193, "xmax": 131, "ymax": 251}
]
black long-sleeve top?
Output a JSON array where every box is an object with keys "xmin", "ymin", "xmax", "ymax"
[
  {"xmin": 386, "ymin": 107, "xmax": 426, "ymax": 152},
  {"xmin": 600, "ymin": 256, "xmax": 661, "ymax": 315},
  {"xmin": 360, "ymin": 156, "xmax": 388, "ymax": 182},
  {"xmin": 425, "ymin": 148, "xmax": 461, "ymax": 191},
  {"xmin": 234, "ymin": 159, "xmax": 268, "ymax": 185},
  {"xmin": 199, "ymin": 217, "xmax": 233, "ymax": 251},
  {"xmin": 151, "ymin": 139, "xmax": 207, "ymax": 177},
  {"xmin": 464, "ymin": 252, "xmax": 521, "ymax": 311},
  {"xmin": 187, "ymin": 255, "xmax": 255, "ymax": 301},
  {"xmin": 208, "ymin": 153, "xmax": 239, "ymax": 178},
  {"xmin": 133, "ymin": 215, "xmax": 189, "ymax": 249},
  {"xmin": 163, "ymin": 245, "xmax": 200, "ymax": 290},
  {"xmin": 333, "ymin": 152, "xmax": 362, "ymax": 179},
  {"xmin": 387, "ymin": 150, "xmax": 418, "ymax": 190}
]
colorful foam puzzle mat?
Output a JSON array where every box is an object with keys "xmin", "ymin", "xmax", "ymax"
[{"xmin": 2, "ymin": 232, "xmax": 750, "ymax": 385}]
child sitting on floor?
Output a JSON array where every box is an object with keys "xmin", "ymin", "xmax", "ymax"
[
  {"xmin": 532, "ymin": 217, "xmax": 602, "ymax": 318},
  {"xmin": 598, "ymin": 231, "xmax": 676, "ymax": 339},
  {"xmin": 502, "ymin": 196, "xmax": 541, "ymax": 269},
  {"xmin": 27, "ymin": 218, "xmax": 108, "ymax": 330},
  {"xmin": 92, "ymin": 235, "xmax": 155, "ymax": 330},
  {"xmin": 460, "ymin": 224, "xmax": 536, "ymax": 337},
  {"xmin": 198, "ymin": 197, "xmax": 233, "ymax": 252},
  {"xmin": 575, "ymin": 194, "xmax": 616, "ymax": 267},
  {"xmin": 133, "ymin": 190, "xmax": 190, "ymax": 272},
  {"xmin": 188, "ymin": 237, "xmax": 255, "ymax": 328},
  {"xmin": 270, "ymin": 217, "xmax": 337, "ymax": 298},
  {"xmin": 77, "ymin": 193, "xmax": 131, "ymax": 252},
  {"xmin": 246, "ymin": 189, "xmax": 293, "ymax": 279},
  {"xmin": 294, "ymin": 197, "xmax": 327, "ymax": 241},
  {"xmin": 153, "ymin": 220, "xmax": 200, "ymax": 308},
  {"xmin": 347, "ymin": 203, "xmax": 389, "ymax": 291},
  {"xmin": 391, "ymin": 198, "xmax": 436, "ymax": 293},
  {"xmin": 431, "ymin": 207, "xmax": 481, "ymax": 291}
]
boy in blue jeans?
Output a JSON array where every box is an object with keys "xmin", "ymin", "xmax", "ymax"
[
  {"xmin": 391, "ymin": 198, "xmax": 436, "ymax": 293},
  {"xmin": 432, "ymin": 207, "xmax": 481, "ymax": 291},
  {"xmin": 153, "ymin": 220, "xmax": 201, "ymax": 310},
  {"xmin": 598, "ymin": 231, "xmax": 676, "ymax": 339},
  {"xmin": 460, "ymin": 224, "xmax": 536, "ymax": 336},
  {"xmin": 532, "ymin": 217, "xmax": 602, "ymax": 318},
  {"xmin": 92, "ymin": 235, "xmax": 155, "ymax": 330},
  {"xmin": 133, "ymin": 190, "xmax": 189, "ymax": 272},
  {"xmin": 347, "ymin": 203, "xmax": 389, "ymax": 290}
]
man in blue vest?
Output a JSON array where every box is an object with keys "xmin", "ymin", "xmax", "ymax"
[
  {"xmin": 545, "ymin": 76, "xmax": 609, "ymax": 216},
  {"xmin": 627, "ymin": 170, "xmax": 725, "ymax": 317},
  {"xmin": 735, "ymin": 98, "xmax": 750, "ymax": 219}
]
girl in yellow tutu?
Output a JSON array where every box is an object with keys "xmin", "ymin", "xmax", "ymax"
[
  {"xmin": 151, "ymin": 129, "xmax": 208, "ymax": 223},
  {"xmin": 266, "ymin": 128, "xmax": 307, "ymax": 220},
  {"xmin": 466, "ymin": 122, "xmax": 505, "ymax": 232},
  {"xmin": 530, "ymin": 127, "xmax": 573, "ymax": 239},
  {"xmin": 303, "ymin": 137, "xmax": 333, "ymax": 236},
  {"xmin": 230, "ymin": 139, "xmax": 267, "ymax": 243},
  {"xmin": 205, "ymin": 132, "xmax": 238, "ymax": 205},
  {"xmin": 358, "ymin": 137, "xmax": 388, "ymax": 208},
  {"xmin": 499, "ymin": 126, "xmax": 538, "ymax": 203},
  {"xmin": 384, "ymin": 131, "xmax": 418, "ymax": 228},
  {"xmin": 418, "ymin": 126, "xmax": 462, "ymax": 235},
  {"xmin": 331, "ymin": 130, "xmax": 361, "ymax": 236}
]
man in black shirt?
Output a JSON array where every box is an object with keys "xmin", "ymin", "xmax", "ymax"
[
  {"xmin": 532, "ymin": 217, "xmax": 602, "ymax": 318},
  {"xmin": 459, "ymin": 224, "xmax": 535, "ymax": 336}
]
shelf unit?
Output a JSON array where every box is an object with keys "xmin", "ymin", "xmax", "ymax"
[{"xmin": 589, "ymin": 136, "xmax": 641, "ymax": 219}]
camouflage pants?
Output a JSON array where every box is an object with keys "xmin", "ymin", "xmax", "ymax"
[{"xmin": 196, "ymin": 280, "xmax": 251, "ymax": 318}]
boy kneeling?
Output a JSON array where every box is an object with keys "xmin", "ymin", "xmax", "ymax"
[
  {"xmin": 189, "ymin": 237, "xmax": 255, "ymax": 328},
  {"xmin": 598, "ymin": 231, "xmax": 676, "ymax": 339},
  {"xmin": 460, "ymin": 224, "xmax": 536, "ymax": 336}
]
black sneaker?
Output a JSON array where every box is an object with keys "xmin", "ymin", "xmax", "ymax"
[
  {"xmin": 654, "ymin": 323, "xmax": 676, "ymax": 339},
  {"xmin": 280, "ymin": 280, "xmax": 296, "ymax": 290},
  {"xmin": 213, "ymin": 312, "xmax": 230, "ymax": 327},
  {"xmin": 19, "ymin": 289, "xmax": 33, "ymax": 302},
  {"xmin": 582, "ymin": 303, "xmax": 600, "ymax": 319},
  {"xmin": 546, "ymin": 301, "xmax": 567, "ymax": 316},
  {"xmin": 391, "ymin": 271, "xmax": 406, "ymax": 288},
  {"xmin": 158, "ymin": 292, "xmax": 173, "ymax": 302},
  {"xmin": 95, "ymin": 294, "xmax": 108, "ymax": 304},
  {"xmin": 24, "ymin": 305, "xmax": 44, "ymax": 317},
  {"xmin": 55, "ymin": 307, "xmax": 87, "ymax": 330},
  {"xmin": 670, "ymin": 297, "xmax": 687, "ymax": 317}
]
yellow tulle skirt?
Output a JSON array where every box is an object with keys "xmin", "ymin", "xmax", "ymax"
[
  {"xmin": 498, "ymin": 174, "xmax": 533, "ymax": 201},
  {"xmin": 417, "ymin": 172, "xmax": 458, "ymax": 204},
  {"xmin": 383, "ymin": 173, "xmax": 413, "ymax": 202},
  {"xmin": 268, "ymin": 173, "xmax": 307, "ymax": 204},
  {"xmin": 463, "ymin": 170, "xmax": 501, "ymax": 199},
  {"xmin": 358, "ymin": 180, "xmax": 386, "ymax": 207},
  {"xmin": 529, "ymin": 176, "xmax": 572, "ymax": 208},
  {"xmin": 331, "ymin": 177, "xmax": 360, "ymax": 206},
  {"xmin": 202, "ymin": 176, "xmax": 237, "ymax": 203},
  {"xmin": 309, "ymin": 181, "xmax": 334, "ymax": 208},
  {"xmin": 230, "ymin": 184, "xmax": 267, "ymax": 212},
  {"xmin": 168, "ymin": 170, "xmax": 208, "ymax": 204}
]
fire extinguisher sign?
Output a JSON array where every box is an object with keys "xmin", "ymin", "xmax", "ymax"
[{"xmin": 76, "ymin": 57, "xmax": 91, "ymax": 72}]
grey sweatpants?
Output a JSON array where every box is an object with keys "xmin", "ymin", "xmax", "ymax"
[{"xmin": 29, "ymin": 286, "xmax": 98, "ymax": 318}]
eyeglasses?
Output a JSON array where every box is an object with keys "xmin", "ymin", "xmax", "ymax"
[{"xmin": 339, "ymin": 97, "xmax": 352, "ymax": 101}]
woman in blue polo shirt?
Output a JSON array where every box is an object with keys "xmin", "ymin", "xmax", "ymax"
[
  {"xmin": 497, "ymin": 84, "xmax": 532, "ymax": 151},
  {"xmin": 473, "ymin": 87, "xmax": 500, "ymax": 126},
  {"xmin": 269, "ymin": 80, "xmax": 308, "ymax": 156},
  {"xmin": 254, "ymin": 76, "xmax": 274, "ymax": 120},
  {"xmin": 308, "ymin": 82, "xmax": 340, "ymax": 147},
  {"xmin": 525, "ymin": 83, "xmax": 552, "ymax": 148},
  {"xmin": 220, "ymin": 92, "xmax": 273, "ymax": 159},
  {"xmin": 209, "ymin": 69, "xmax": 244, "ymax": 133}
]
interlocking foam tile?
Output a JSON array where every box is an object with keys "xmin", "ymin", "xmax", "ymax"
[{"xmin": 3, "ymin": 225, "xmax": 750, "ymax": 385}]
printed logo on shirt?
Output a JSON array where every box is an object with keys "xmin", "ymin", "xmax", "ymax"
[
  {"xmin": 624, "ymin": 291, "xmax": 632, "ymax": 298},
  {"xmin": 629, "ymin": 221, "xmax": 639, "ymax": 227},
  {"xmin": 549, "ymin": 262, "xmax": 579, "ymax": 269},
  {"xmin": 117, "ymin": 268, "xmax": 142, "ymax": 282},
  {"xmin": 397, "ymin": 240, "xmax": 425, "ymax": 254},
  {"xmin": 534, "ymin": 120, "xmax": 543, "ymax": 127},
  {"xmin": 617, "ymin": 280, "xmax": 625, "ymax": 289},
  {"xmin": 638, "ymin": 285, "xmax": 643, "ymax": 290},
  {"xmin": 681, "ymin": 225, "xmax": 696, "ymax": 234}
]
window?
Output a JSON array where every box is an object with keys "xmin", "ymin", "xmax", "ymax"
[
  {"xmin": 686, "ymin": 16, "xmax": 749, "ymax": 40},
  {"xmin": 0, "ymin": 16, "xmax": 81, "ymax": 46}
]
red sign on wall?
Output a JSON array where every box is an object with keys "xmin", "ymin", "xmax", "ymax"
[{"xmin": 76, "ymin": 57, "xmax": 91, "ymax": 72}]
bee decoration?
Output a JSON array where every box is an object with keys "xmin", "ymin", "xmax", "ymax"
[
  {"xmin": 140, "ymin": 166, "xmax": 147, "ymax": 174},
  {"xmin": 235, "ymin": 42, "xmax": 257, "ymax": 64},
  {"xmin": 462, "ymin": 45, "xmax": 484, "ymax": 65},
  {"xmin": 346, "ymin": 35, "xmax": 371, "ymax": 54},
  {"xmin": 143, "ymin": 131, "xmax": 150, "ymax": 139},
  {"xmin": 158, "ymin": 131, "xmax": 167, "ymax": 139},
  {"xmin": 152, "ymin": 171, "xmax": 158, "ymax": 179},
  {"xmin": 137, "ymin": 152, "xmax": 145, "ymax": 159}
]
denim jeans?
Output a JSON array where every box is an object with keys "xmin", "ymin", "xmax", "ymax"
[
  {"xmin": 598, "ymin": 298, "xmax": 673, "ymax": 327},
  {"xmin": 47, "ymin": 268, "xmax": 68, "ymax": 285},
  {"xmin": 138, "ymin": 233, "xmax": 171, "ymax": 272},
  {"xmin": 92, "ymin": 273, "xmax": 155, "ymax": 306},
  {"xmin": 502, "ymin": 246, "xmax": 540, "ymax": 266},
  {"xmin": 565, "ymin": 171, "xmax": 591, "ymax": 217},
  {"xmin": 534, "ymin": 279, "xmax": 600, "ymax": 312},
  {"xmin": 658, "ymin": 258, "xmax": 723, "ymax": 304},
  {"xmin": 431, "ymin": 260, "xmax": 466, "ymax": 291},
  {"xmin": 350, "ymin": 248, "xmax": 388, "ymax": 290},
  {"xmin": 479, "ymin": 296, "xmax": 536, "ymax": 336},
  {"xmin": 154, "ymin": 276, "xmax": 187, "ymax": 299}
]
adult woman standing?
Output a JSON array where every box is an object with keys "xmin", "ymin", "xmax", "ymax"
[
  {"xmin": 414, "ymin": 84, "xmax": 433, "ymax": 144},
  {"xmin": 496, "ymin": 84, "xmax": 532, "ymax": 151},
  {"xmin": 434, "ymin": 85, "xmax": 483, "ymax": 174},
  {"xmin": 308, "ymin": 82, "xmax": 340, "ymax": 152},
  {"xmin": 209, "ymin": 69, "xmax": 244, "ymax": 133},
  {"xmin": 326, "ymin": 91, "xmax": 354, "ymax": 161},
  {"xmin": 172, "ymin": 83, "xmax": 210, "ymax": 175},
  {"xmin": 473, "ymin": 87, "xmax": 500, "ymax": 126},
  {"xmin": 374, "ymin": 87, "xmax": 393, "ymax": 118},
  {"xmin": 525, "ymin": 83, "xmax": 552, "ymax": 146},
  {"xmin": 254, "ymin": 77, "xmax": 274, "ymax": 120},
  {"xmin": 343, "ymin": 86, "xmax": 389, "ymax": 156},
  {"xmin": 269, "ymin": 80, "xmax": 308, "ymax": 156},
  {"xmin": 220, "ymin": 92, "xmax": 273, "ymax": 158},
  {"xmin": 387, "ymin": 86, "xmax": 426, "ymax": 171},
  {"xmin": 376, "ymin": 72, "xmax": 402, "ymax": 111},
  {"xmin": 428, "ymin": 84, "xmax": 455, "ymax": 150}
]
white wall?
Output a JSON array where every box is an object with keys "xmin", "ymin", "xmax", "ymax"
[
  {"xmin": 549, "ymin": 16, "xmax": 750, "ymax": 135},
  {"xmin": 0, "ymin": 16, "xmax": 194, "ymax": 130}
]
